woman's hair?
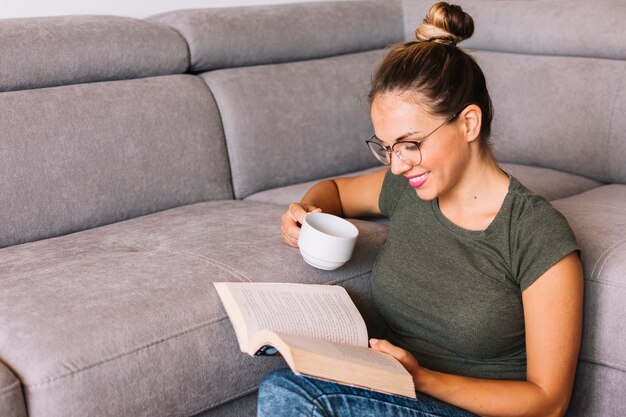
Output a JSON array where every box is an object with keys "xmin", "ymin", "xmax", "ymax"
[{"xmin": 369, "ymin": 2, "xmax": 494, "ymax": 150}]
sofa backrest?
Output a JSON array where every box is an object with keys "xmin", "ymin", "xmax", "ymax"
[
  {"xmin": 401, "ymin": 0, "xmax": 626, "ymax": 185},
  {"xmin": 0, "ymin": 16, "xmax": 189, "ymax": 92},
  {"xmin": 0, "ymin": 17, "xmax": 232, "ymax": 249},
  {"xmin": 150, "ymin": 1, "xmax": 404, "ymax": 73},
  {"xmin": 153, "ymin": 1, "xmax": 405, "ymax": 199}
]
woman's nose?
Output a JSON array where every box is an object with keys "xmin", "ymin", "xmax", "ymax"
[{"xmin": 390, "ymin": 153, "xmax": 413, "ymax": 175}]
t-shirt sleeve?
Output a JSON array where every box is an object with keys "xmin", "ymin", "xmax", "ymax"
[
  {"xmin": 513, "ymin": 198, "xmax": 580, "ymax": 291},
  {"xmin": 378, "ymin": 169, "xmax": 408, "ymax": 218}
]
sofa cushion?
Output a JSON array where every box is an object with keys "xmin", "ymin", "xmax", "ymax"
[
  {"xmin": 566, "ymin": 360, "xmax": 626, "ymax": 417},
  {"xmin": 0, "ymin": 75, "xmax": 232, "ymax": 249},
  {"xmin": 474, "ymin": 50, "xmax": 626, "ymax": 185},
  {"xmin": 552, "ymin": 185, "xmax": 626, "ymax": 375},
  {"xmin": 401, "ymin": 0, "xmax": 626, "ymax": 60},
  {"xmin": 150, "ymin": 1, "xmax": 403, "ymax": 72},
  {"xmin": 0, "ymin": 200, "xmax": 389, "ymax": 417},
  {"xmin": 0, "ymin": 363, "xmax": 26, "ymax": 417},
  {"xmin": 499, "ymin": 163, "xmax": 603, "ymax": 201},
  {"xmin": 0, "ymin": 16, "xmax": 188, "ymax": 92},
  {"xmin": 202, "ymin": 49, "xmax": 385, "ymax": 199}
]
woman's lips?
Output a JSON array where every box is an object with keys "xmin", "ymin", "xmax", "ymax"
[{"xmin": 405, "ymin": 172, "xmax": 429, "ymax": 188}]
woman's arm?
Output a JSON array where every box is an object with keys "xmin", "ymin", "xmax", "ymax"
[
  {"xmin": 281, "ymin": 168, "xmax": 387, "ymax": 246},
  {"xmin": 372, "ymin": 252, "xmax": 584, "ymax": 417}
]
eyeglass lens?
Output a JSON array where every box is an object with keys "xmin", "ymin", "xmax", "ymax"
[{"xmin": 366, "ymin": 140, "xmax": 421, "ymax": 166}]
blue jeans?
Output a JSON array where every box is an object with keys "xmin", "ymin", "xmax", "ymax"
[{"xmin": 257, "ymin": 368, "xmax": 478, "ymax": 417}]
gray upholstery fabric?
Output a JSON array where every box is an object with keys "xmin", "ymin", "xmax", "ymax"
[
  {"xmin": 499, "ymin": 163, "xmax": 603, "ymax": 201},
  {"xmin": 552, "ymin": 185, "xmax": 626, "ymax": 378},
  {"xmin": 202, "ymin": 49, "xmax": 385, "ymax": 199},
  {"xmin": 566, "ymin": 360, "xmax": 626, "ymax": 417},
  {"xmin": 474, "ymin": 51, "xmax": 626, "ymax": 184},
  {"xmin": 244, "ymin": 167, "xmax": 384, "ymax": 206},
  {"xmin": 150, "ymin": 1, "xmax": 403, "ymax": 73},
  {"xmin": 401, "ymin": 0, "xmax": 626, "ymax": 60},
  {"xmin": 0, "ymin": 200, "xmax": 388, "ymax": 417},
  {"xmin": 0, "ymin": 16, "xmax": 188, "ymax": 92},
  {"xmin": 0, "ymin": 363, "xmax": 26, "ymax": 417},
  {"xmin": 0, "ymin": 75, "xmax": 232, "ymax": 249}
]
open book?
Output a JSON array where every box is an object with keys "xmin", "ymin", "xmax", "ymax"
[{"xmin": 214, "ymin": 282, "xmax": 416, "ymax": 398}]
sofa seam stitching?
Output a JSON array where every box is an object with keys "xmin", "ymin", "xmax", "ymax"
[
  {"xmin": 589, "ymin": 238, "xmax": 626, "ymax": 282},
  {"xmin": 579, "ymin": 355, "xmax": 626, "ymax": 373},
  {"xmin": 584, "ymin": 277, "xmax": 626, "ymax": 289},
  {"xmin": 114, "ymin": 240, "xmax": 250, "ymax": 282},
  {"xmin": 164, "ymin": 248, "xmax": 251, "ymax": 282},
  {"xmin": 0, "ymin": 380, "xmax": 21, "ymax": 396}
]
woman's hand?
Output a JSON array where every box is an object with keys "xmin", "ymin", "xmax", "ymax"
[
  {"xmin": 280, "ymin": 203, "xmax": 322, "ymax": 247},
  {"xmin": 370, "ymin": 338, "xmax": 422, "ymax": 385}
]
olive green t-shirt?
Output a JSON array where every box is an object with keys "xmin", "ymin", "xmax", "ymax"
[{"xmin": 371, "ymin": 170, "xmax": 579, "ymax": 380}]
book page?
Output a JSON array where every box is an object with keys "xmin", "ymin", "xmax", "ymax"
[
  {"xmin": 215, "ymin": 282, "xmax": 368, "ymax": 348},
  {"xmin": 275, "ymin": 332, "xmax": 407, "ymax": 373},
  {"xmin": 253, "ymin": 331, "xmax": 416, "ymax": 398}
]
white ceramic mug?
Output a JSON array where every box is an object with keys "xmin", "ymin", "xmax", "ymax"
[{"xmin": 297, "ymin": 212, "xmax": 359, "ymax": 270}]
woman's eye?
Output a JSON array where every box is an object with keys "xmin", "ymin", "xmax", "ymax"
[{"xmin": 401, "ymin": 143, "xmax": 419, "ymax": 151}]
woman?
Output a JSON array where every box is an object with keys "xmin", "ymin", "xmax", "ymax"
[{"xmin": 259, "ymin": 2, "xmax": 583, "ymax": 416}]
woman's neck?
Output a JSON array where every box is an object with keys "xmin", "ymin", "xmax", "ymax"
[{"xmin": 437, "ymin": 151, "xmax": 510, "ymax": 231}]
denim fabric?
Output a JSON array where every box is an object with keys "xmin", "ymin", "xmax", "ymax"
[{"xmin": 257, "ymin": 368, "xmax": 478, "ymax": 417}]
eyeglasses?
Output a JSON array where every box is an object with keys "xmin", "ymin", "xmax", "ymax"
[{"xmin": 365, "ymin": 112, "xmax": 459, "ymax": 166}]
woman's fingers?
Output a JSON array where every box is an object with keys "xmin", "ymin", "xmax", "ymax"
[
  {"xmin": 370, "ymin": 339, "xmax": 420, "ymax": 374},
  {"xmin": 280, "ymin": 203, "xmax": 322, "ymax": 247}
]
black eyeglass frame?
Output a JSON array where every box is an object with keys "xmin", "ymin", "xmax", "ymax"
[{"xmin": 365, "ymin": 111, "xmax": 461, "ymax": 166}]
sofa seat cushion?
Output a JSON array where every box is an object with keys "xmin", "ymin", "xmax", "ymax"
[
  {"xmin": 552, "ymin": 185, "xmax": 626, "ymax": 375},
  {"xmin": 0, "ymin": 201, "xmax": 388, "ymax": 417},
  {"xmin": 500, "ymin": 163, "xmax": 603, "ymax": 201}
]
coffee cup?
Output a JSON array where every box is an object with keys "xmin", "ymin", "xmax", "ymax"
[{"xmin": 297, "ymin": 212, "xmax": 359, "ymax": 270}]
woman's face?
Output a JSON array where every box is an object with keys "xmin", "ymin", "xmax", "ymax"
[{"xmin": 371, "ymin": 93, "xmax": 472, "ymax": 201}]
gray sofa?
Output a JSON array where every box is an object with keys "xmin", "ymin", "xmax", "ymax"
[{"xmin": 0, "ymin": 1, "xmax": 624, "ymax": 416}]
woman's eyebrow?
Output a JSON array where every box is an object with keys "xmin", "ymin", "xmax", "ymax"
[
  {"xmin": 395, "ymin": 131, "xmax": 422, "ymax": 142},
  {"xmin": 376, "ymin": 131, "xmax": 422, "ymax": 146}
]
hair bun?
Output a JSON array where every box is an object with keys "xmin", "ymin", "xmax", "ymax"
[{"xmin": 415, "ymin": 2, "xmax": 474, "ymax": 46}]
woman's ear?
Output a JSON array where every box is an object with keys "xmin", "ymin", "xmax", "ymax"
[{"xmin": 460, "ymin": 104, "xmax": 482, "ymax": 143}]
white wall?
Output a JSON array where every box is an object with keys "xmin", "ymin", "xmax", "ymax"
[{"xmin": 0, "ymin": 0, "xmax": 353, "ymax": 19}]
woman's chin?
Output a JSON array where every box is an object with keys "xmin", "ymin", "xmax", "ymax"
[{"xmin": 414, "ymin": 188, "xmax": 437, "ymax": 201}]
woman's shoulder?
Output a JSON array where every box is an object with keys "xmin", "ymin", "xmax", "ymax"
[
  {"xmin": 507, "ymin": 175, "xmax": 566, "ymax": 223},
  {"xmin": 505, "ymin": 174, "xmax": 578, "ymax": 258}
]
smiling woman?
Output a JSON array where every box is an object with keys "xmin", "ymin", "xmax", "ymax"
[{"xmin": 274, "ymin": 2, "xmax": 583, "ymax": 417}]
